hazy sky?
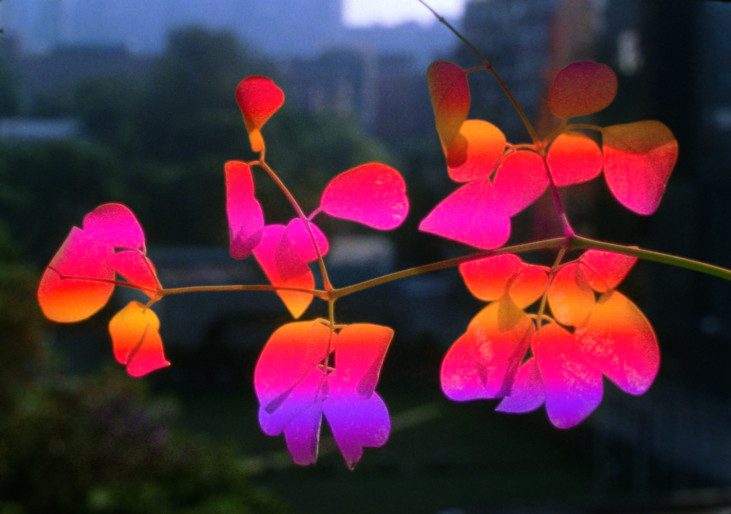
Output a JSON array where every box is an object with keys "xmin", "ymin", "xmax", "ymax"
[{"xmin": 343, "ymin": 0, "xmax": 467, "ymax": 26}]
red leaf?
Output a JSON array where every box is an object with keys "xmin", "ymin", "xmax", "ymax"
[
  {"xmin": 579, "ymin": 249, "xmax": 637, "ymax": 292},
  {"xmin": 548, "ymin": 61, "xmax": 617, "ymax": 119},
  {"xmin": 236, "ymin": 76, "xmax": 285, "ymax": 152},
  {"xmin": 492, "ymin": 151, "xmax": 549, "ymax": 216},
  {"xmin": 110, "ymin": 250, "xmax": 161, "ymax": 298}
]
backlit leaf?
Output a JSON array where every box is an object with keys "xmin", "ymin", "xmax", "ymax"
[
  {"xmin": 225, "ymin": 160, "xmax": 264, "ymax": 259},
  {"xmin": 276, "ymin": 218, "xmax": 329, "ymax": 279},
  {"xmin": 320, "ymin": 163, "xmax": 409, "ymax": 230},
  {"xmin": 110, "ymin": 250, "xmax": 161, "ymax": 298},
  {"xmin": 441, "ymin": 299, "xmax": 533, "ymax": 401},
  {"xmin": 236, "ymin": 76, "xmax": 285, "ymax": 152},
  {"xmin": 38, "ymin": 227, "xmax": 115, "ymax": 323},
  {"xmin": 108, "ymin": 301, "xmax": 170, "ymax": 378},
  {"xmin": 445, "ymin": 119, "xmax": 506, "ymax": 182},
  {"xmin": 419, "ymin": 180, "xmax": 511, "ymax": 250},
  {"xmin": 533, "ymin": 323, "xmax": 602, "ymax": 429},
  {"xmin": 576, "ymin": 291, "xmax": 659, "ymax": 395},
  {"xmin": 427, "ymin": 61, "xmax": 470, "ymax": 147},
  {"xmin": 602, "ymin": 120, "xmax": 678, "ymax": 215},
  {"xmin": 547, "ymin": 131, "xmax": 603, "ymax": 187},
  {"xmin": 253, "ymin": 225, "xmax": 315, "ymax": 319},
  {"xmin": 579, "ymin": 249, "xmax": 637, "ymax": 292},
  {"xmin": 492, "ymin": 151, "xmax": 549, "ymax": 216},
  {"xmin": 496, "ymin": 358, "xmax": 544, "ymax": 414},
  {"xmin": 547, "ymin": 262, "xmax": 595, "ymax": 327},
  {"xmin": 82, "ymin": 203, "xmax": 145, "ymax": 251},
  {"xmin": 548, "ymin": 61, "xmax": 617, "ymax": 119}
]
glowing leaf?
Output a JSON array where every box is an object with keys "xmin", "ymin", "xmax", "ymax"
[
  {"xmin": 38, "ymin": 227, "xmax": 115, "ymax": 323},
  {"xmin": 320, "ymin": 163, "xmax": 409, "ymax": 230},
  {"xmin": 276, "ymin": 218, "xmax": 329, "ymax": 279},
  {"xmin": 548, "ymin": 61, "xmax": 617, "ymax": 119},
  {"xmin": 576, "ymin": 291, "xmax": 659, "ymax": 395},
  {"xmin": 459, "ymin": 254, "xmax": 548, "ymax": 308},
  {"xmin": 547, "ymin": 132, "xmax": 603, "ymax": 187},
  {"xmin": 445, "ymin": 119, "xmax": 506, "ymax": 182},
  {"xmin": 108, "ymin": 301, "xmax": 170, "ymax": 377},
  {"xmin": 510, "ymin": 265, "xmax": 550, "ymax": 309},
  {"xmin": 236, "ymin": 76, "xmax": 285, "ymax": 152},
  {"xmin": 459, "ymin": 254, "xmax": 522, "ymax": 302},
  {"xmin": 602, "ymin": 120, "xmax": 678, "ymax": 215},
  {"xmin": 427, "ymin": 61, "xmax": 470, "ymax": 147},
  {"xmin": 225, "ymin": 160, "xmax": 264, "ymax": 259},
  {"xmin": 579, "ymin": 249, "xmax": 637, "ymax": 292},
  {"xmin": 253, "ymin": 225, "xmax": 314, "ymax": 319},
  {"xmin": 83, "ymin": 203, "xmax": 145, "ymax": 251},
  {"xmin": 419, "ymin": 180, "xmax": 510, "ymax": 250},
  {"xmin": 254, "ymin": 321, "xmax": 331, "ymax": 435},
  {"xmin": 492, "ymin": 151, "xmax": 549, "ymax": 216},
  {"xmin": 496, "ymin": 358, "xmax": 544, "ymax": 414},
  {"xmin": 547, "ymin": 263, "xmax": 595, "ymax": 327},
  {"xmin": 441, "ymin": 300, "xmax": 533, "ymax": 401},
  {"xmin": 255, "ymin": 322, "xmax": 393, "ymax": 468},
  {"xmin": 533, "ymin": 323, "xmax": 602, "ymax": 429},
  {"xmin": 110, "ymin": 250, "xmax": 161, "ymax": 299}
]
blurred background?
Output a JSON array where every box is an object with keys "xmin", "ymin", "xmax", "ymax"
[{"xmin": 1, "ymin": 0, "xmax": 730, "ymax": 512}]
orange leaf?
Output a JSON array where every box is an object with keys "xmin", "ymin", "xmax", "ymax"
[
  {"xmin": 109, "ymin": 301, "xmax": 170, "ymax": 377},
  {"xmin": 445, "ymin": 119, "xmax": 506, "ymax": 182},
  {"xmin": 547, "ymin": 131, "xmax": 603, "ymax": 187}
]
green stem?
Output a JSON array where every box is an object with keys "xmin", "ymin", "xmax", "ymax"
[
  {"xmin": 161, "ymin": 284, "xmax": 328, "ymax": 300},
  {"xmin": 332, "ymin": 237, "xmax": 567, "ymax": 299},
  {"xmin": 571, "ymin": 235, "xmax": 731, "ymax": 281}
]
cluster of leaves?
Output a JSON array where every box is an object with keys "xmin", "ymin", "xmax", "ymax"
[{"xmin": 37, "ymin": 57, "xmax": 682, "ymax": 469}]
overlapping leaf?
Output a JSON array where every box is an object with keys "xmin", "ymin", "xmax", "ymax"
[
  {"xmin": 109, "ymin": 301, "xmax": 170, "ymax": 377},
  {"xmin": 225, "ymin": 160, "xmax": 264, "ymax": 259},
  {"xmin": 255, "ymin": 321, "xmax": 393, "ymax": 468}
]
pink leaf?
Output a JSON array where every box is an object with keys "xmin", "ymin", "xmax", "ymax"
[
  {"xmin": 320, "ymin": 163, "xmax": 409, "ymax": 230},
  {"xmin": 83, "ymin": 203, "xmax": 145, "ymax": 251},
  {"xmin": 496, "ymin": 358, "xmax": 545, "ymax": 414},
  {"xmin": 225, "ymin": 160, "xmax": 264, "ymax": 259},
  {"xmin": 110, "ymin": 250, "xmax": 161, "ymax": 299},
  {"xmin": 579, "ymin": 249, "xmax": 637, "ymax": 292},
  {"xmin": 419, "ymin": 180, "xmax": 511, "ymax": 250},
  {"xmin": 492, "ymin": 151, "xmax": 549, "ymax": 216}
]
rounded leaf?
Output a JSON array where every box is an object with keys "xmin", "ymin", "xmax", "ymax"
[
  {"xmin": 579, "ymin": 249, "xmax": 637, "ymax": 292},
  {"xmin": 320, "ymin": 163, "xmax": 409, "ymax": 230},
  {"xmin": 236, "ymin": 76, "xmax": 285, "ymax": 152},
  {"xmin": 602, "ymin": 120, "xmax": 678, "ymax": 215},
  {"xmin": 575, "ymin": 291, "xmax": 659, "ymax": 395},
  {"xmin": 548, "ymin": 61, "xmax": 617, "ymax": 119},
  {"xmin": 83, "ymin": 203, "xmax": 145, "ymax": 251},
  {"xmin": 492, "ymin": 151, "xmax": 549, "ymax": 216},
  {"xmin": 496, "ymin": 358, "xmax": 545, "ymax": 414},
  {"xmin": 109, "ymin": 301, "xmax": 169, "ymax": 378},
  {"xmin": 38, "ymin": 227, "xmax": 115, "ymax": 323},
  {"xmin": 225, "ymin": 160, "xmax": 264, "ymax": 259},
  {"xmin": 547, "ymin": 262, "xmax": 595, "ymax": 327},
  {"xmin": 547, "ymin": 131, "xmax": 603, "ymax": 187},
  {"xmin": 445, "ymin": 119, "xmax": 506, "ymax": 182}
]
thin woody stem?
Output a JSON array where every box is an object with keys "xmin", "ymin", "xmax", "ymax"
[
  {"xmin": 417, "ymin": 0, "xmax": 540, "ymax": 143},
  {"xmin": 161, "ymin": 284, "xmax": 328, "ymax": 300},
  {"xmin": 535, "ymin": 246, "xmax": 567, "ymax": 327},
  {"xmin": 256, "ymin": 159, "xmax": 334, "ymax": 291}
]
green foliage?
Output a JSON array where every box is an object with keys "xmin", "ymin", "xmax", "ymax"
[{"xmin": 0, "ymin": 55, "xmax": 19, "ymax": 116}]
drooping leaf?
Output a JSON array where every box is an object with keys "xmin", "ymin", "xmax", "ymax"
[
  {"xmin": 38, "ymin": 227, "xmax": 115, "ymax": 323},
  {"xmin": 320, "ymin": 163, "xmax": 409, "ymax": 230},
  {"xmin": 548, "ymin": 61, "xmax": 617, "ymax": 119},
  {"xmin": 427, "ymin": 61, "xmax": 470, "ymax": 147},
  {"xmin": 579, "ymin": 249, "xmax": 637, "ymax": 292},
  {"xmin": 547, "ymin": 131, "xmax": 603, "ymax": 187},
  {"xmin": 236, "ymin": 76, "xmax": 285, "ymax": 152},
  {"xmin": 547, "ymin": 262, "xmax": 595, "ymax": 327},
  {"xmin": 602, "ymin": 120, "xmax": 678, "ymax": 215},
  {"xmin": 225, "ymin": 160, "xmax": 264, "ymax": 259},
  {"xmin": 441, "ymin": 299, "xmax": 533, "ymax": 401},
  {"xmin": 533, "ymin": 323, "xmax": 603, "ymax": 429},
  {"xmin": 459, "ymin": 254, "xmax": 548, "ymax": 308},
  {"xmin": 419, "ymin": 180, "xmax": 511, "ymax": 250},
  {"xmin": 253, "ymin": 225, "xmax": 315, "ymax": 319},
  {"xmin": 445, "ymin": 119, "xmax": 506, "ymax": 182},
  {"xmin": 255, "ymin": 322, "xmax": 393, "ymax": 468},
  {"xmin": 575, "ymin": 291, "xmax": 659, "ymax": 395},
  {"xmin": 492, "ymin": 150, "xmax": 549, "ymax": 216},
  {"xmin": 108, "ymin": 301, "xmax": 170, "ymax": 377}
]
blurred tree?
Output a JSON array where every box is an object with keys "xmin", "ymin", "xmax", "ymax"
[{"xmin": 0, "ymin": 55, "xmax": 19, "ymax": 116}]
